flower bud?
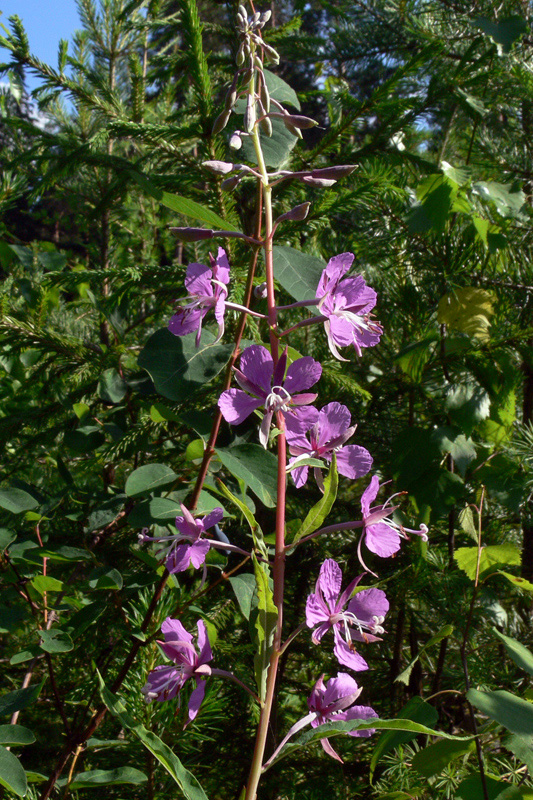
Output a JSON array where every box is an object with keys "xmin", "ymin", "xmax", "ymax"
[
  {"xmin": 252, "ymin": 11, "xmax": 261, "ymax": 26},
  {"xmin": 271, "ymin": 112, "xmax": 318, "ymax": 130},
  {"xmin": 244, "ymin": 97, "xmax": 256, "ymax": 132},
  {"xmin": 229, "ymin": 131, "xmax": 243, "ymax": 150},
  {"xmin": 260, "ymin": 115, "xmax": 273, "ymax": 136},
  {"xmin": 221, "ymin": 174, "xmax": 242, "ymax": 191},
  {"xmin": 254, "ymin": 281, "xmax": 268, "ymax": 299},
  {"xmin": 224, "ymin": 88, "xmax": 238, "ymax": 111},
  {"xmin": 302, "ymin": 176, "xmax": 336, "ymax": 187},
  {"xmin": 275, "ymin": 202, "xmax": 311, "ymax": 224},
  {"xmin": 236, "ymin": 42, "xmax": 246, "ymax": 65},
  {"xmin": 202, "ymin": 160, "xmax": 235, "ymax": 175},
  {"xmin": 238, "ymin": 4, "xmax": 248, "ymax": 20},
  {"xmin": 170, "ymin": 227, "xmax": 214, "ymax": 241},
  {"xmin": 212, "ymin": 109, "xmax": 231, "ymax": 135},
  {"xmin": 260, "ymin": 10, "xmax": 272, "ymax": 24},
  {"xmin": 284, "ymin": 120, "xmax": 303, "ymax": 139},
  {"xmin": 263, "ymin": 43, "xmax": 280, "ymax": 65},
  {"xmin": 311, "ymin": 165, "xmax": 357, "ymax": 179},
  {"xmin": 260, "ymin": 81, "xmax": 270, "ymax": 112}
]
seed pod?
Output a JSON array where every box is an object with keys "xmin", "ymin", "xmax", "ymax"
[
  {"xmin": 170, "ymin": 227, "xmax": 214, "ymax": 241},
  {"xmin": 212, "ymin": 109, "xmax": 231, "ymax": 135},
  {"xmin": 202, "ymin": 160, "xmax": 235, "ymax": 175},
  {"xmin": 275, "ymin": 202, "xmax": 311, "ymax": 224},
  {"xmin": 301, "ymin": 176, "xmax": 336, "ymax": 187},
  {"xmin": 311, "ymin": 165, "xmax": 357, "ymax": 179},
  {"xmin": 260, "ymin": 115, "xmax": 273, "ymax": 136},
  {"xmin": 244, "ymin": 97, "xmax": 256, "ymax": 133},
  {"xmin": 229, "ymin": 132, "xmax": 243, "ymax": 150}
]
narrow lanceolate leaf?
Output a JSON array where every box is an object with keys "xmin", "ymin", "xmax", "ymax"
[
  {"xmin": 252, "ymin": 556, "xmax": 278, "ymax": 703},
  {"xmin": 267, "ymin": 718, "xmax": 471, "ymax": 771},
  {"xmin": 0, "ymin": 744, "xmax": 27, "ymax": 797},
  {"xmin": 467, "ymin": 689, "xmax": 533, "ymax": 737},
  {"xmin": 98, "ymin": 675, "xmax": 210, "ymax": 800},
  {"xmin": 129, "ymin": 171, "xmax": 238, "ymax": 231},
  {"xmin": 412, "ymin": 737, "xmax": 475, "ymax": 778},
  {"xmin": 395, "ymin": 625, "xmax": 453, "ymax": 685},
  {"xmin": 290, "ymin": 456, "xmax": 338, "ymax": 546},
  {"xmin": 370, "ymin": 697, "xmax": 438, "ymax": 781},
  {"xmin": 493, "ymin": 629, "xmax": 533, "ymax": 676},
  {"xmin": 216, "ymin": 479, "xmax": 265, "ymax": 555},
  {"xmin": 216, "ymin": 445, "xmax": 278, "ymax": 509}
]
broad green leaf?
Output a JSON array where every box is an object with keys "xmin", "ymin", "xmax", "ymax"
[
  {"xmin": 252, "ymin": 556, "xmax": 277, "ymax": 702},
  {"xmin": 216, "ymin": 445, "xmax": 277, "ymax": 508},
  {"xmin": 456, "ymin": 773, "xmax": 531, "ymax": 799},
  {"xmin": 458, "ymin": 506, "xmax": 478, "ymax": 540},
  {"xmin": 474, "ymin": 16, "xmax": 527, "ymax": 54},
  {"xmin": 499, "ymin": 572, "xmax": 533, "ymax": 592},
  {"xmin": 10, "ymin": 650, "xmax": 40, "ymax": 665},
  {"xmin": 472, "ymin": 181, "xmax": 526, "ymax": 218},
  {"xmin": 0, "ymin": 683, "xmax": 43, "ymax": 717},
  {"xmin": 467, "ymin": 689, "xmax": 533, "ymax": 737},
  {"xmin": 138, "ymin": 328, "xmax": 233, "ymax": 402},
  {"xmin": 370, "ymin": 697, "xmax": 438, "ymax": 781},
  {"xmin": 445, "ymin": 382, "xmax": 491, "ymax": 435},
  {"xmin": 39, "ymin": 629, "xmax": 74, "ymax": 654},
  {"xmin": 506, "ymin": 734, "xmax": 533, "ymax": 775},
  {"xmin": 30, "ymin": 546, "xmax": 91, "ymax": 562},
  {"xmin": 271, "ymin": 716, "xmax": 469, "ymax": 771},
  {"xmin": 87, "ymin": 567, "xmax": 123, "ymax": 591},
  {"xmin": 0, "ymin": 528, "xmax": 16, "ymax": 550},
  {"xmin": 431, "ymin": 428, "xmax": 477, "ymax": 477},
  {"xmin": 98, "ymin": 368, "xmax": 128, "ymax": 404},
  {"xmin": 185, "ymin": 439, "xmax": 204, "ymax": 462},
  {"xmin": 98, "ymin": 675, "xmax": 210, "ymax": 800},
  {"xmin": 263, "ymin": 69, "xmax": 301, "ymax": 110},
  {"xmin": 129, "ymin": 491, "xmax": 220, "ymax": 527},
  {"xmin": 412, "ymin": 737, "xmax": 475, "ymax": 777},
  {"xmin": 395, "ymin": 625, "xmax": 453, "ymax": 685},
  {"xmin": 125, "ymin": 464, "xmax": 178, "ymax": 497},
  {"xmin": 0, "ymin": 487, "xmax": 39, "ymax": 514},
  {"xmin": 31, "ymin": 576, "xmax": 64, "ymax": 595},
  {"xmin": 130, "ymin": 170, "xmax": 238, "ymax": 231},
  {"xmin": 493, "ymin": 629, "xmax": 533, "ymax": 676},
  {"xmin": 454, "ymin": 544, "xmax": 521, "ymax": 580},
  {"xmin": 239, "ymin": 112, "xmax": 298, "ymax": 169},
  {"xmin": 395, "ymin": 336, "xmax": 437, "ymax": 383},
  {"xmin": 0, "ymin": 726, "xmax": 35, "ymax": 746},
  {"xmin": 60, "ymin": 767, "xmax": 147, "ymax": 789},
  {"xmin": 66, "ymin": 602, "xmax": 106, "ymax": 639},
  {"xmin": 407, "ymin": 175, "xmax": 456, "ymax": 234},
  {"xmin": 229, "ymin": 574, "xmax": 256, "ymax": 620},
  {"xmin": 290, "ymin": 456, "xmax": 338, "ymax": 546},
  {"xmin": 63, "ymin": 425, "xmax": 105, "ymax": 454},
  {"xmin": 0, "ymin": 744, "xmax": 27, "ymax": 797},
  {"xmin": 273, "ymin": 245, "xmax": 325, "ymax": 303},
  {"xmin": 438, "ymin": 287, "xmax": 494, "ymax": 341}
]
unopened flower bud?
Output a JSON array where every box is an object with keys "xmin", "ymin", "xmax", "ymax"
[
  {"xmin": 244, "ymin": 97, "xmax": 256, "ymax": 132},
  {"xmin": 260, "ymin": 115, "xmax": 273, "ymax": 136},
  {"xmin": 229, "ymin": 131, "xmax": 243, "ymax": 150},
  {"xmin": 272, "ymin": 112, "xmax": 318, "ymax": 130},
  {"xmin": 275, "ymin": 202, "xmax": 311, "ymax": 224},
  {"xmin": 263, "ymin": 43, "xmax": 280, "ymax": 65},
  {"xmin": 225, "ymin": 89, "xmax": 238, "ymax": 110},
  {"xmin": 202, "ymin": 160, "xmax": 235, "ymax": 175},
  {"xmin": 236, "ymin": 43, "xmax": 246, "ymax": 65},
  {"xmin": 302, "ymin": 176, "xmax": 336, "ymax": 187},
  {"xmin": 311, "ymin": 165, "xmax": 357, "ymax": 180},
  {"xmin": 284, "ymin": 120, "xmax": 303, "ymax": 139},
  {"xmin": 260, "ymin": 10, "xmax": 272, "ymax": 24},
  {"xmin": 212, "ymin": 109, "xmax": 231, "ymax": 135},
  {"xmin": 170, "ymin": 227, "xmax": 214, "ymax": 241},
  {"xmin": 252, "ymin": 11, "xmax": 261, "ymax": 26},
  {"xmin": 254, "ymin": 282, "xmax": 268, "ymax": 299},
  {"xmin": 238, "ymin": 4, "xmax": 248, "ymax": 20},
  {"xmin": 260, "ymin": 81, "xmax": 270, "ymax": 112},
  {"xmin": 221, "ymin": 174, "xmax": 242, "ymax": 191}
]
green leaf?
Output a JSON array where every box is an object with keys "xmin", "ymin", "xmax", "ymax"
[
  {"xmin": 472, "ymin": 181, "xmax": 526, "ymax": 218},
  {"xmin": 456, "ymin": 773, "xmax": 520, "ymax": 800},
  {"xmin": 412, "ymin": 737, "xmax": 475, "ymax": 777},
  {"xmin": 395, "ymin": 625, "xmax": 453, "ymax": 685},
  {"xmin": 229, "ymin": 574, "xmax": 256, "ymax": 621},
  {"xmin": 66, "ymin": 602, "xmax": 106, "ymax": 638},
  {"xmin": 31, "ymin": 576, "xmax": 64, "ymax": 595},
  {"xmin": 98, "ymin": 676, "xmax": 210, "ymax": 800},
  {"xmin": 467, "ymin": 689, "xmax": 533, "ymax": 737},
  {"xmin": 0, "ymin": 528, "xmax": 16, "ymax": 551},
  {"xmin": 493, "ymin": 629, "xmax": 533, "ymax": 676},
  {"xmin": 139, "ymin": 328, "xmax": 233, "ymax": 402},
  {"xmin": 0, "ymin": 726, "xmax": 35, "ymax": 746},
  {"xmin": 252, "ymin": 556, "xmax": 278, "ymax": 702},
  {"xmin": 273, "ymin": 716, "xmax": 468, "ymax": 771},
  {"xmin": 98, "ymin": 368, "xmax": 128, "ymax": 404},
  {"xmin": 63, "ymin": 426, "xmax": 105, "ymax": 454},
  {"xmin": 216, "ymin": 479, "xmax": 264, "ymax": 553},
  {"xmin": 273, "ymin": 245, "xmax": 326, "ymax": 303},
  {"xmin": 370, "ymin": 697, "xmax": 438, "ymax": 781},
  {"xmin": 0, "ymin": 683, "xmax": 43, "ymax": 717},
  {"xmin": 38, "ymin": 629, "xmax": 74, "ymax": 654},
  {"xmin": 0, "ymin": 744, "xmax": 27, "ymax": 797},
  {"xmin": 216, "ymin": 445, "xmax": 278, "ymax": 508},
  {"xmin": 474, "ymin": 16, "xmax": 527, "ymax": 54},
  {"xmin": 130, "ymin": 170, "xmax": 237, "ymax": 231},
  {"xmin": 446, "ymin": 382, "xmax": 491, "ymax": 435},
  {"xmin": 438, "ymin": 288, "xmax": 495, "ymax": 341},
  {"xmin": 290, "ymin": 456, "xmax": 338, "ymax": 546},
  {"xmin": 499, "ymin": 572, "xmax": 533, "ymax": 592},
  {"xmin": 263, "ymin": 69, "xmax": 301, "ymax": 110},
  {"xmin": 506, "ymin": 734, "xmax": 533, "ymax": 774},
  {"xmin": 395, "ymin": 336, "xmax": 437, "ymax": 383},
  {"xmin": 61, "ymin": 768, "xmax": 147, "ymax": 789},
  {"xmin": 454, "ymin": 544, "xmax": 521, "ymax": 580},
  {"xmin": 407, "ymin": 174, "xmax": 456, "ymax": 234},
  {"xmin": 458, "ymin": 506, "xmax": 478, "ymax": 540},
  {"xmin": 239, "ymin": 116, "xmax": 298, "ymax": 170},
  {"xmin": 87, "ymin": 567, "xmax": 123, "ymax": 591},
  {"xmin": 0, "ymin": 487, "xmax": 39, "ymax": 514},
  {"xmin": 125, "ymin": 464, "xmax": 178, "ymax": 498}
]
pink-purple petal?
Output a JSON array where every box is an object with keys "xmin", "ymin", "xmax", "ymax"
[
  {"xmin": 365, "ymin": 523, "xmax": 401, "ymax": 557},
  {"xmin": 284, "ymin": 357, "xmax": 322, "ymax": 394},
  {"xmin": 361, "ymin": 475, "xmax": 380, "ymax": 516},
  {"xmin": 333, "ymin": 631, "xmax": 369, "ymax": 671},
  {"xmin": 239, "ymin": 345, "xmax": 273, "ymax": 395},
  {"xmin": 202, "ymin": 508, "xmax": 224, "ymax": 530},
  {"xmin": 161, "ymin": 617, "xmax": 193, "ymax": 644},
  {"xmin": 218, "ymin": 389, "xmax": 262, "ymax": 425},
  {"xmin": 316, "ymin": 559, "xmax": 343, "ymax": 609},
  {"xmin": 334, "ymin": 445, "xmax": 373, "ymax": 480},
  {"xmin": 317, "ymin": 402, "xmax": 352, "ymax": 444},
  {"xmin": 186, "ymin": 679, "xmax": 206, "ymax": 726},
  {"xmin": 347, "ymin": 588, "xmax": 389, "ymax": 624},
  {"xmin": 168, "ymin": 307, "xmax": 207, "ymax": 337}
]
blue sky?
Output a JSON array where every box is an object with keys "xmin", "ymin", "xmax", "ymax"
[{"xmin": 1, "ymin": 0, "xmax": 81, "ymax": 91}]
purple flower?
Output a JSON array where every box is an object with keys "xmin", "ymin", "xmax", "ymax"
[
  {"xmin": 286, "ymin": 402, "xmax": 373, "ymax": 489},
  {"xmin": 139, "ymin": 504, "xmax": 224, "ymax": 573},
  {"xmin": 360, "ymin": 476, "xmax": 429, "ymax": 559},
  {"xmin": 168, "ymin": 248, "xmax": 230, "ymax": 346},
  {"xmin": 315, "ymin": 252, "xmax": 383, "ymax": 361},
  {"xmin": 308, "ymin": 672, "xmax": 378, "ymax": 762},
  {"xmin": 306, "ymin": 559, "xmax": 389, "ymax": 671},
  {"xmin": 141, "ymin": 617, "xmax": 212, "ymax": 726},
  {"xmin": 218, "ymin": 345, "xmax": 322, "ymax": 447}
]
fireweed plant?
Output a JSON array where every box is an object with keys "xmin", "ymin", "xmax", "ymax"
[{"xmin": 133, "ymin": 5, "xmax": 430, "ymax": 799}]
